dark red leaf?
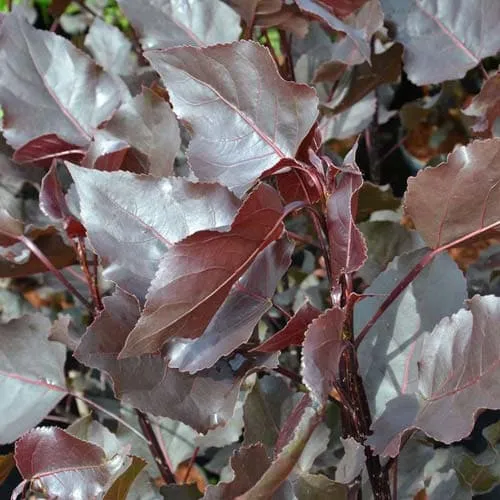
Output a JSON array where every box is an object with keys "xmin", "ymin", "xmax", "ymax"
[
  {"xmin": 14, "ymin": 427, "xmax": 131, "ymax": 499},
  {"xmin": 13, "ymin": 134, "xmax": 86, "ymax": 166},
  {"xmin": 146, "ymin": 41, "xmax": 318, "ymax": 195},
  {"xmin": 276, "ymin": 167, "xmax": 321, "ymax": 205},
  {"xmin": 119, "ymin": 183, "xmax": 284, "ymax": 358},
  {"xmin": 404, "ymin": 139, "xmax": 500, "ymax": 249},
  {"xmin": 75, "ymin": 287, "xmax": 278, "ymax": 432},
  {"xmin": 302, "ymin": 307, "xmax": 346, "ymax": 403},
  {"xmin": 326, "ymin": 142, "xmax": 367, "ymax": 288},
  {"xmin": 381, "ymin": 0, "xmax": 500, "ymax": 85},
  {"xmin": 168, "ymin": 237, "xmax": 294, "ymax": 373},
  {"xmin": 253, "ymin": 301, "xmax": 321, "ymax": 353}
]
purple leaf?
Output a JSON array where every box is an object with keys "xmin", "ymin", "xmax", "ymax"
[
  {"xmin": 68, "ymin": 165, "xmax": 240, "ymax": 300},
  {"xmin": 146, "ymin": 41, "xmax": 319, "ymax": 195},
  {"xmin": 203, "ymin": 443, "xmax": 271, "ymax": 500},
  {"xmin": 295, "ymin": 0, "xmax": 372, "ymax": 64},
  {"xmin": 254, "ymin": 300, "xmax": 321, "ymax": 353},
  {"xmin": 119, "ymin": 183, "xmax": 284, "ymax": 358},
  {"xmin": 0, "ymin": 314, "xmax": 66, "ymax": 443},
  {"xmin": 75, "ymin": 287, "xmax": 278, "ymax": 433},
  {"xmin": 0, "ymin": 13, "xmax": 121, "ymax": 159},
  {"xmin": 86, "ymin": 88, "xmax": 181, "ymax": 177},
  {"xmin": 302, "ymin": 307, "xmax": 346, "ymax": 403},
  {"xmin": 404, "ymin": 138, "xmax": 500, "ymax": 249},
  {"xmin": 369, "ymin": 295, "xmax": 500, "ymax": 457},
  {"xmin": 117, "ymin": 0, "xmax": 241, "ymax": 50},
  {"xmin": 356, "ymin": 248, "xmax": 467, "ymax": 419},
  {"xmin": 326, "ymin": 143, "xmax": 368, "ymax": 288},
  {"xmin": 380, "ymin": 0, "xmax": 500, "ymax": 85},
  {"xmin": 85, "ymin": 18, "xmax": 136, "ymax": 76},
  {"xmin": 13, "ymin": 427, "xmax": 131, "ymax": 499},
  {"xmin": 168, "ymin": 237, "xmax": 294, "ymax": 373}
]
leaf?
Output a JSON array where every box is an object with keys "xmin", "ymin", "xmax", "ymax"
[
  {"xmin": 254, "ymin": 301, "xmax": 321, "ymax": 353},
  {"xmin": 404, "ymin": 139, "xmax": 500, "ymax": 249},
  {"xmin": 295, "ymin": 0, "xmax": 372, "ymax": 64},
  {"xmin": 320, "ymin": 91, "xmax": 376, "ymax": 140},
  {"xmin": 368, "ymin": 295, "xmax": 500, "ymax": 457},
  {"xmin": 0, "ymin": 314, "xmax": 66, "ymax": 443},
  {"xmin": 356, "ymin": 182, "xmax": 400, "ymax": 222},
  {"xmin": 380, "ymin": 0, "xmax": 500, "ymax": 85},
  {"xmin": 168, "ymin": 237, "xmax": 294, "ymax": 373},
  {"xmin": 326, "ymin": 143, "xmax": 368, "ymax": 286},
  {"xmin": 86, "ymin": 88, "xmax": 181, "ymax": 177},
  {"xmin": 69, "ymin": 165, "xmax": 240, "ymax": 300},
  {"xmin": 13, "ymin": 427, "xmax": 131, "ymax": 499},
  {"xmin": 162, "ymin": 484, "xmax": 203, "ymax": 499},
  {"xmin": 119, "ymin": 183, "xmax": 284, "ymax": 358},
  {"xmin": 335, "ymin": 437, "xmax": 364, "ymax": 484},
  {"xmin": 316, "ymin": 0, "xmax": 371, "ymax": 18},
  {"xmin": 67, "ymin": 415, "xmax": 122, "ymax": 457},
  {"xmin": 324, "ymin": 43, "xmax": 403, "ymax": 113},
  {"xmin": 318, "ymin": 0, "xmax": 384, "ymax": 68},
  {"xmin": 0, "ymin": 12, "xmax": 121, "ymax": 160},
  {"xmin": 228, "ymin": 0, "xmax": 281, "ymax": 25},
  {"xmin": 0, "ymin": 453, "xmax": 14, "ymax": 485},
  {"xmin": 356, "ymin": 248, "xmax": 467, "ymax": 419},
  {"xmin": 203, "ymin": 444, "xmax": 271, "ymax": 500},
  {"xmin": 237, "ymin": 405, "xmax": 325, "ymax": 499},
  {"xmin": 75, "ymin": 287, "xmax": 278, "ymax": 433},
  {"xmin": 249, "ymin": 3, "xmax": 310, "ymax": 38},
  {"xmin": 105, "ymin": 456, "xmax": 147, "ymax": 500},
  {"xmin": 85, "ymin": 18, "xmax": 136, "ymax": 76},
  {"xmin": 146, "ymin": 40, "xmax": 319, "ymax": 195},
  {"xmin": 117, "ymin": 0, "xmax": 241, "ymax": 50},
  {"xmin": 463, "ymin": 71, "xmax": 500, "ymax": 136},
  {"xmin": 293, "ymin": 473, "xmax": 348, "ymax": 500},
  {"xmin": 0, "ymin": 233, "xmax": 77, "ymax": 278},
  {"xmin": 302, "ymin": 307, "xmax": 346, "ymax": 403},
  {"xmin": 357, "ymin": 219, "xmax": 424, "ymax": 286},
  {"xmin": 243, "ymin": 375, "xmax": 295, "ymax": 455}
]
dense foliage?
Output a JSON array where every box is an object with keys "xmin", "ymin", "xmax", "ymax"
[{"xmin": 0, "ymin": 0, "xmax": 500, "ymax": 498}]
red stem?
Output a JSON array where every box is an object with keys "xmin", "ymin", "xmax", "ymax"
[
  {"xmin": 76, "ymin": 237, "xmax": 103, "ymax": 313},
  {"xmin": 183, "ymin": 446, "xmax": 199, "ymax": 484},
  {"xmin": 136, "ymin": 410, "xmax": 177, "ymax": 484}
]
